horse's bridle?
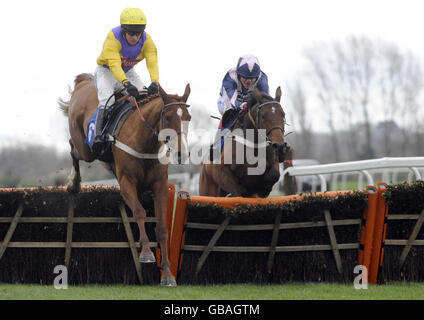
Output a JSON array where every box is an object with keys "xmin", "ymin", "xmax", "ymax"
[
  {"xmin": 131, "ymin": 99, "xmax": 189, "ymax": 137},
  {"xmin": 247, "ymin": 100, "xmax": 286, "ymax": 142},
  {"xmin": 244, "ymin": 100, "xmax": 290, "ymax": 163},
  {"xmin": 159, "ymin": 101, "xmax": 190, "ymax": 143}
]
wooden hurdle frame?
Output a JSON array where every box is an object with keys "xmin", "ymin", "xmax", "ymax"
[
  {"xmin": 2, "ymin": 182, "xmax": 424, "ymax": 285},
  {"xmin": 0, "ymin": 184, "xmax": 176, "ymax": 284},
  {"xmin": 168, "ymin": 185, "xmax": 424, "ymax": 284},
  {"xmin": 169, "ymin": 190, "xmax": 364, "ymax": 281}
]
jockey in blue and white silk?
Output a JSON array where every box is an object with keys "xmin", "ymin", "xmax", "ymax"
[{"xmin": 217, "ymin": 54, "xmax": 270, "ymax": 116}]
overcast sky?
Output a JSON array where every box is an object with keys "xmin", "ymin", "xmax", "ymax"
[{"xmin": 1, "ymin": 0, "xmax": 423, "ymax": 152}]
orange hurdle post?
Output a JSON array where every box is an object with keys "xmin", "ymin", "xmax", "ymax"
[
  {"xmin": 156, "ymin": 183, "xmax": 176, "ymax": 268},
  {"xmin": 169, "ymin": 191, "xmax": 190, "ymax": 279},
  {"xmin": 358, "ymin": 186, "xmax": 378, "ymax": 282}
]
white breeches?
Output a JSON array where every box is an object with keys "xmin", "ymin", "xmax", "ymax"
[{"xmin": 94, "ymin": 66, "xmax": 145, "ymax": 107}]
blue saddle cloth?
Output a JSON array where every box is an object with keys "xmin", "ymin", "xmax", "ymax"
[
  {"xmin": 85, "ymin": 101, "xmax": 134, "ymax": 162},
  {"xmin": 85, "ymin": 109, "xmax": 99, "ymax": 149}
]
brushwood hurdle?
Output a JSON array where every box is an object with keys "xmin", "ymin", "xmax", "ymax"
[
  {"xmin": 1, "ymin": 179, "xmax": 424, "ymax": 285},
  {"xmin": 167, "ymin": 180, "xmax": 424, "ymax": 284},
  {"xmin": 0, "ymin": 185, "xmax": 175, "ymax": 285}
]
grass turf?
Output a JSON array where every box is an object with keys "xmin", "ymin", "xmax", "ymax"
[{"xmin": 1, "ymin": 283, "xmax": 424, "ymax": 300}]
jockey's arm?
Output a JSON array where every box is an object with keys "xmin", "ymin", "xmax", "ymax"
[
  {"xmin": 256, "ymin": 72, "xmax": 270, "ymax": 95},
  {"xmin": 141, "ymin": 34, "xmax": 159, "ymax": 83},
  {"xmin": 222, "ymin": 73, "xmax": 242, "ymax": 109},
  {"xmin": 97, "ymin": 30, "xmax": 128, "ymax": 83}
]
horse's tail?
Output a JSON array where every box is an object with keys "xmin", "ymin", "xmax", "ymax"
[
  {"xmin": 58, "ymin": 98, "xmax": 70, "ymax": 117},
  {"xmin": 58, "ymin": 73, "xmax": 94, "ymax": 117}
]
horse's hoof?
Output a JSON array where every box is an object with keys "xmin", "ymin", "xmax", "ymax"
[
  {"xmin": 139, "ymin": 252, "xmax": 156, "ymax": 263},
  {"xmin": 160, "ymin": 276, "xmax": 177, "ymax": 287}
]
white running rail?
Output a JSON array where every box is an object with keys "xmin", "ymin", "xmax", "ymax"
[{"xmin": 281, "ymin": 157, "xmax": 424, "ymax": 192}]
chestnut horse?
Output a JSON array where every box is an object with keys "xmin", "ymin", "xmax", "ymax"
[
  {"xmin": 199, "ymin": 87, "xmax": 291, "ymax": 197},
  {"xmin": 59, "ymin": 73, "xmax": 191, "ymax": 286}
]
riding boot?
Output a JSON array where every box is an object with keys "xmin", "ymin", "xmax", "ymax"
[
  {"xmin": 209, "ymin": 128, "xmax": 229, "ymax": 162},
  {"xmin": 92, "ymin": 105, "xmax": 106, "ymax": 158},
  {"xmin": 209, "ymin": 130, "xmax": 221, "ymax": 162}
]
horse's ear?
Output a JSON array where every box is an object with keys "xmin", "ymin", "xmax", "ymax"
[
  {"xmin": 275, "ymin": 86, "xmax": 282, "ymax": 102},
  {"xmin": 182, "ymin": 83, "xmax": 191, "ymax": 102},
  {"xmin": 253, "ymin": 87, "xmax": 262, "ymax": 102},
  {"xmin": 159, "ymin": 83, "xmax": 171, "ymax": 104}
]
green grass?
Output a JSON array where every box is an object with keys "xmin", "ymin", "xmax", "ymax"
[{"xmin": 1, "ymin": 283, "xmax": 424, "ymax": 300}]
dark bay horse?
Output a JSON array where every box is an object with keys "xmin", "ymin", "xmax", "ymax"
[
  {"xmin": 59, "ymin": 73, "xmax": 191, "ymax": 286},
  {"xmin": 199, "ymin": 87, "xmax": 291, "ymax": 197}
]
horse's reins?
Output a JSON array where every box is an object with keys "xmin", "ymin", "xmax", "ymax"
[
  {"xmin": 252, "ymin": 101, "xmax": 286, "ymax": 137},
  {"xmin": 159, "ymin": 102, "xmax": 190, "ymax": 142},
  {"xmin": 132, "ymin": 98, "xmax": 189, "ymax": 139},
  {"xmin": 232, "ymin": 101, "xmax": 285, "ymax": 149},
  {"xmin": 107, "ymin": 94, "xmax": 189, "ymax": 159},
  {"xmin": 103, "ymin": 88, "xmax": 157, "ymax": 135},
  {"xmin": 130, "ymin": 96, "xmax": 159, "ymax": 137}
]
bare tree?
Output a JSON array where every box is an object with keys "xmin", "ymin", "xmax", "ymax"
[
  {"xmin": 298, "ymin": 36, "xmax": 424, "ymax": 161},
  {"xmin": 286, "ymin": 79, "xmax": 313, "ymax": 158},
  {"xmin": 305, "ymin": 36, "xmax": 379, "ymax": 160},
  {"xmin": 303, "ymin": 44, "xmax": 343, "ymax": 161},
  {"xmin": 397, "ymin": 53, "xmax": 424, "ymax": 155}
]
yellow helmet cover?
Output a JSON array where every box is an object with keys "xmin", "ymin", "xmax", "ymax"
[{"xmin": 120, "ymin": 8, "xmax": 147, "ymax": 25}]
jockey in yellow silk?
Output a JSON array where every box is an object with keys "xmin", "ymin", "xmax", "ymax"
[{"xmin": 92, "ymin": 7, "xmax": 159, "ymax": 157}]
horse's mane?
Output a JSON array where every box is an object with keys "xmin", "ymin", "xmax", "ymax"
[
  {"xmin": 165, "ymin": 93, "xmax": 184, "ymax": 102},
  {"xmin": 247, "ymin": 92, "xmax": 275, "ymax": 108},
  {"xmin": 137, "ymin": 93, "xmax": 161, "ymax": 106},
  {"xmin": 260, "ymin": 93, "xmax": 275, "ymax": 101}
]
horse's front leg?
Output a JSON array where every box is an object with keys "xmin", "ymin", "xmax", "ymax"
[
  {"xmin": 152, "ymin": 179, "xmax": 177, "ymax": 286},
  {"xmin": 282, "ymin": 149, "xmax": 297, "ymax": 195},
  {"xmin": 119, "ymin": 175, "xmax": 155, "ymax": 263},
  {"xmin": 199, "ymin": 163, "xmax": 221, "ymax": 196},
  {"xmin": 211, "ymin": 163, "xmax": 247, "ymax": 196},
  {"xmin": 67, "ymin": 139, "xmax": 81, "ymax": 193}
]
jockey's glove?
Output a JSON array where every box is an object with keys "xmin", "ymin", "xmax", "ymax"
[
  {"xmin": 123, "ymin": 81, "xmax": 139, "ymax": 98},
  {"xmin": 238, "ymin": 90, "xmax": 253, "ymax": 104},
  {"xmin": 147, "ymin": 82, "xmax": 159, "ymax": 95}
]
